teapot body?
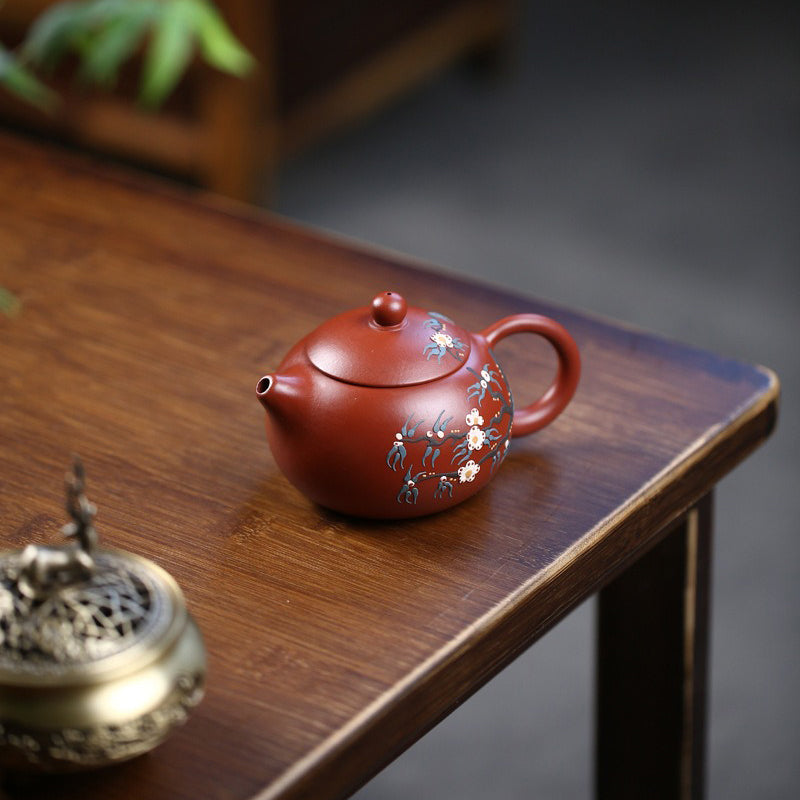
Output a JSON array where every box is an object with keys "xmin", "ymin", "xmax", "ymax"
[{"xmin": 263, "ymin": 337, "xmax": 514, "ymax": 518}]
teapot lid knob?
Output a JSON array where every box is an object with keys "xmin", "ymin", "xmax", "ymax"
[{"xmin": 371, "ymin": 291, "xmax": 407, "ymax": 327}]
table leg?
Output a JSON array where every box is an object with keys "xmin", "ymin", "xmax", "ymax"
[{"xmin": 595, "ymin": 493, "xmax": 713, "ymax": 800}]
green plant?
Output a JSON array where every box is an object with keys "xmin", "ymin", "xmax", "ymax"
[
  {"xmin": 0, "ymin": 41, "xmax": 57, "ymax": 110},
  {"xmin": 0, "ymin": 0, "xmax": 255, "ymax": 315},
  {"xmin": 0, "ymin": 0, "xmax": 253, "ymax": 110}
]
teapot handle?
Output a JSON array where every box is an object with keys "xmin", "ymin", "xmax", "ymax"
[{"xmin": 481, "ymin": 314, "xmax": 581, "ymax": 438}]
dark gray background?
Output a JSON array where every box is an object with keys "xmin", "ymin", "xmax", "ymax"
[{"xmin": 271, "ymin": 2, "xmax": 799, "ymax": 797}]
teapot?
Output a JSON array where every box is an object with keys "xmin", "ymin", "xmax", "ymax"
[{"xmin": 256, "ymin": 291, "xmax": 580, "ymax": 519}]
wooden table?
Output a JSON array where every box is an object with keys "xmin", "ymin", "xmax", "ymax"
[{"xmin": 0, "ymin": 134, "xmax": 779, "ymax": 799}]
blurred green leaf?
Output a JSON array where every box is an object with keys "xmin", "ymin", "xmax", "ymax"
[
  {"xmin": 79, "ymin": 0, "xmax": 142, "ymax": 23},
  {"xmin": 0, "ymin": 43, "xmax": 58, "ymax": 111},
  {"xmin": 78, "ymin": 4, "xmax": 155, "ymax": 86},
  {"xmin": 0, "ymin": 286, "xmax": 22, "ymax": 317},
  {"xmin": 21, "ymin": 1, "xmax": 87, "ymax": 73},
  {"xmin": 191, "ymin": 0, "xmax": 254, "ymax": 76},
  {"xmin": 139, "ymin": 0, "xmax": 195, "ymax": 108},
  {"xmin": 10, "ymin": 0, "xmax": 255, "ymax": 111}
]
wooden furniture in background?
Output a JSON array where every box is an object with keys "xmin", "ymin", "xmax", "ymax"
[
  {"xmin": 0, "ymin": 134, "xmax": 779, "ymax": 799},
  {"xmin": 0, "ymin": 0, "xmax": 513, "ymax": 201}
]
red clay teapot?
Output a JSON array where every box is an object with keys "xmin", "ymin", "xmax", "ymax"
[{"xmin": 256, "ymin": 291, "xmax": 580, "ymax": 519}]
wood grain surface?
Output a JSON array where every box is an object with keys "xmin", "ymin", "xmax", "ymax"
[{"xmin": 0, "ymin": 134, "xmax": 778, "ymax": 800}]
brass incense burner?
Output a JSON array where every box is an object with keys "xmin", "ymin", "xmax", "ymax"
[{"xmin": 0, "ymin": 459, "xmax": 206, "ymax": 771}]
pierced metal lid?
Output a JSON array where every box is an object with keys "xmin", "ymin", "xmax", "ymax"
[
  {"xmin": 0, "ymin": 459, "xmax": 186, "ymax": 687},
  {"xmin": 304, "ymin": 291, "xmax": 472, "ymax": 387}
]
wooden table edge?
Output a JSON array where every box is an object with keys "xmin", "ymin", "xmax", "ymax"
[{"xmin": 255, "ymin": 369, "xmax": 779, "ymax": 800}]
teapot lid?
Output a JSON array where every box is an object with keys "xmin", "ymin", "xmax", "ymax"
[{"xmin": 305, "ymin": 291, "xmax": 472, "ymax": 387}]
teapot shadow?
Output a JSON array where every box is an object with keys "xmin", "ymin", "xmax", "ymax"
[{"xmin": 225, "ymin": 446, "xmax": 560, "ymax": 558}]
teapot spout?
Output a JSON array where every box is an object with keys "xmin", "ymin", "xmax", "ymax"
[
  {"xmin": 256, "ymin": 374, "xmax": 276, "ymax": 410},
  {"xmin": 255, "ymin": 371, "xmax": 306, "ymax": 418}
]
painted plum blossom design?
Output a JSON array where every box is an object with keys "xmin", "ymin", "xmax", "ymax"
[
  {"xmin": 458, "ymin": 460, "xmax": 480, "ymax": 483},
  {"xmin": 423, "ymin": 312, "xmax": 467, "ymax": 363},
  {"xmin": 465, "ymin": 408, "xmax": 483, "ymax": 427},
  {"xmin": 386, "ymin": 358, "xmax": 514, "ymax": 505},
  {"xmin": 467, "ymin": 365, "xmax": 504, "ymax": 403},
  {"xmin": 467, "ymin": 426, "xmax": 486, "ymax": 450}
]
